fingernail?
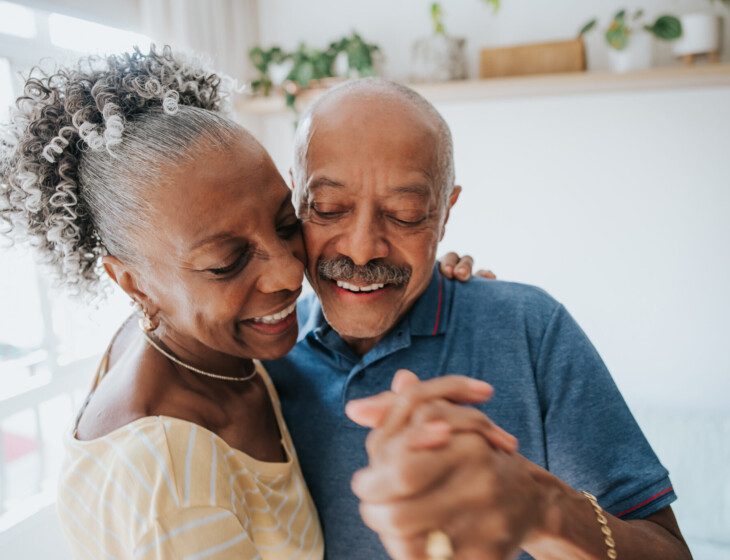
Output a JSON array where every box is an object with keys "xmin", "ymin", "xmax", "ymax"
[
  {"xmin": 445, "ymin": 265, "xmax": 453, "ymax": 274},
  {"xmin": 344, "ymin": 400, "xmax": 366, "ymax": 417},
  {"xmin": 469, "ymin": 380, "xmax": 493, "ymax": 395}
]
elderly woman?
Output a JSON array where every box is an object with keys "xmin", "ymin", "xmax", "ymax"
[{"xmin": 0, "ymin": 47, "xmax": 498, "ymax": 560}]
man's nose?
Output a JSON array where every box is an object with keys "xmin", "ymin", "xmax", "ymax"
[
  {"xmin": 335, "ymin": 211, "xmax": 389, "ymax": 266},
  {"xmin": 256, "ymin": 242, "xmax": 305, "ymax": 294}
]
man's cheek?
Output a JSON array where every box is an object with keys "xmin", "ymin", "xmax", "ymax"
[{"xmin": 301, "ymin": 221, "xmax": 330, "ymax": 247}]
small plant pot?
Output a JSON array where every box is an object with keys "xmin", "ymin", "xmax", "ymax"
[
  {"xmin": 333, "ymin": 51, "xmax": 350, "ymax": 78},
  {"xmin": 672, "ymin": 13, "xmax": 721, "ymax": 58},
  {"xmin": 269, "ymin": 60, "xmax": 294, "ymax": 87},
  {"xmin": 607, "ymin": 30, "xmax": 653, "ymax": 72},
  {"xmin": 410, "ymin": 34, "xmax": 468, "ymax": 82}
]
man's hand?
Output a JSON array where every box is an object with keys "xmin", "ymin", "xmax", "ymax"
[{"xmin": 438, "ymin": 252, "xmax": 496, "ymax": 282}]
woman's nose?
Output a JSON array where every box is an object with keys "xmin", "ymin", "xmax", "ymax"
[{"xmin": 255, "ymin": 243, "xmax": 305, "ymax": 294}]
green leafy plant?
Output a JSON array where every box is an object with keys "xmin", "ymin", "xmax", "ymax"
[
  {"xmin": 248, "ymin": 46, "xmax": 287, "ymax": 96},
  {"xmin": 328, "ymin": 33, "xmax": 380, "ymax": 78},
  {"xmin": 430, "ymin": 0, "xmax": 500, "ymax": 36},
  {"xmin": 248, "ymin": 32, "xmax": 380, "ymax": 111},
  {"xmin": 281, "ymin": 44, "xmax": 338, "ymax": 108},
  {"xmin": 580, "ymin": 10, "xmax": 682, "ymax": 51}
]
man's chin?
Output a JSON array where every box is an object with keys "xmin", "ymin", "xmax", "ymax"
[
  {"xmin": 315, "ymin": 278, "xmax": 404, "ymax": 341},
  {"xmin": 321, "ymin": 310, "xmax": 395, "ymax": 342}
]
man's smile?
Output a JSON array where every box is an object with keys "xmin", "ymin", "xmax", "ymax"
[{"xmin": 329, "ymin": 278, "xmax": 398, "ymax": 300}]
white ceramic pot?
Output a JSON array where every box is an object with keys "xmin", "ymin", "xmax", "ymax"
[
  {"xmin": 410, "ymin": 34, "xmax": 468, "ymax": 82},
  {"xmin": 268, "ymin": 60, "xmax": 294, "ymax": 87},
  {"xmin": 607, "ymin": 30, "xmax": 653, "ymax": 73},
  {"xmin": 333, "ymin": 51, "xmax": 349, "ymax": 78},
  {"xmin": 673, "ymin": 13, "xmax": 721, "ymax": 56}
]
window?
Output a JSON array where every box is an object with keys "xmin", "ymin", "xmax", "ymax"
[
  {"xmin": 48, "ymin": 13, "xmax": 151, "ymax": 54},
  {"xmin": 0, "ymin": 1, "xmax": 36, "ymax": 39},
  {"xmin": 0, "ymin": 2, "xmax": 144, "ymax": 530},
  {"xmin": 0, "ymin": 56, "xmax": 13, "ymax": 119}
]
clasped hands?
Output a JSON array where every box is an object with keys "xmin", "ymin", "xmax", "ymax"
[{"xmin": 346, "ymin": 370, "xmax": 549, "ymax": 560}]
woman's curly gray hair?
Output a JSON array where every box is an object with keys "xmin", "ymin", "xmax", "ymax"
[{"xmin": 0, "ymin": 45, "xmax": 241, "ymax": 299}]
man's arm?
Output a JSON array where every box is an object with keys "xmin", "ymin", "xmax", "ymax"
[{"xmin": 524, "ymin": 453, "xmax": 691, "ymax": 559}]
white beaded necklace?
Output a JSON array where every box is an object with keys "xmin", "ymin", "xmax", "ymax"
[{"xmin": 141, "ymin": 327, "xmax": 258, "ymax": 383}]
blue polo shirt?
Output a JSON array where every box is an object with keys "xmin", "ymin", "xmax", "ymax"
[{"xmin": 265, "ymin": 266, "xmax": 675, "ymax": 559}]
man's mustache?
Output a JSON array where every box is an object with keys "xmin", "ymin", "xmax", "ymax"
[{"xmin": 317, "ymin": 257, "xmax": 412, "ymax": 286}]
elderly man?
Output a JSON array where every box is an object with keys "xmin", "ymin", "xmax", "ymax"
[{"xmin": 264, "ymin": 79, "xmax": 691, "ymax": 559}]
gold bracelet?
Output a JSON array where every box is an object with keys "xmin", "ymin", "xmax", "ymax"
[{"xmin": 581, "ymin": 491, "xmax": 617, "ymax": 560}]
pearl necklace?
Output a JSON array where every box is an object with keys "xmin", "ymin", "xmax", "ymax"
[{"xmin": 141, "ymin": 327, "xmax": 258, "ymax": 383}]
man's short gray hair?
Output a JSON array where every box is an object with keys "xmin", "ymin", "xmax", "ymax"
[{"xmin": 292, "ymin": 78, "xmax": 455, "ymax": 215}]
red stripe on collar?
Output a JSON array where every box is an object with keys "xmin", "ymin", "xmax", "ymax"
[{"xmin": 431, "ymin": 273, "xmax": 444, "ymax": 336}]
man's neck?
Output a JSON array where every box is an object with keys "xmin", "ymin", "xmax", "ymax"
[{"xmin": 341, "ymin": 333, "xmax": 386, "ymax": 357}]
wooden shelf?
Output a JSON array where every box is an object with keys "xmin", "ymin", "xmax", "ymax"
[{"xmin": 235, "ymin": 63, "xmax": 730, "ymax": 117}]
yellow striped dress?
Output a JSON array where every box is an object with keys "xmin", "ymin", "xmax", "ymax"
[{"xmin": 57, "ymin": 360, "xmax": 324, "ymax": 560}]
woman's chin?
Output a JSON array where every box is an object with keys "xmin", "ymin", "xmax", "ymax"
[{"xmin": 242, "ymin": 329, "xmax": 298, "ymax": 361}]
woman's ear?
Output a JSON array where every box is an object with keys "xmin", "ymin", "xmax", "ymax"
[{"xmin": 102, "ymin": 255, "xmax": 154, "ymax": 311}]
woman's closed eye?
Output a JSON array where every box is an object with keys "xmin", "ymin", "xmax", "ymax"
[
  {"xmin": 208, "ymin": 249, "xmax": 251, "ymax": 277},
  {"xmin": 277, "ymin": 217, "xmax": 302, "ymax": 238}
]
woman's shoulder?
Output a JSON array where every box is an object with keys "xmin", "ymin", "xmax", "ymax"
[
  {"xmin": 65, "ymin": 415, "xmax": 242, "ymax": 507},
  {"xmin": 75, "ymin": 317, "xmax": 227, "ymax": 441}
]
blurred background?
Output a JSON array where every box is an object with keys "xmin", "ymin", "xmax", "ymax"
[{"xmin": 0, "ymin": 1, "xmax": 728, "ymax": 558}]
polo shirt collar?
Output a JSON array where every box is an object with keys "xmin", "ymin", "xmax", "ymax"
[{"xmin": 408, "ymin": 264, "xmax": 449, "ymax": 337}]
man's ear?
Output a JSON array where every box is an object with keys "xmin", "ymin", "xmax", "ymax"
[
  {"xmin": 440, "ymin": 185, "xmax": 462, "ymax": 240},
  {"xmin": 102, "ymin": 255, "xmax": 156, "ymax": 312}
]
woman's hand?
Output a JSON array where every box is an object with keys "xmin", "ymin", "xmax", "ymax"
[
  {"xmin": 438, "ymin": 252, "xmax": 496, "ymax": 282},
  {"xmin": 346, "ymin": 369, "xmax": 518, "ymax": 455}
]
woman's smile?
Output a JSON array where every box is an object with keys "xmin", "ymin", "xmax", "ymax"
[{"xmin": 241, "ymin": 297, "xmax": 300, "ymax": 335}]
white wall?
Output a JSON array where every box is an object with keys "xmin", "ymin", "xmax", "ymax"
[{"xmin": 257, "ymin": 0, "xmax": 730, "ymax": 79}]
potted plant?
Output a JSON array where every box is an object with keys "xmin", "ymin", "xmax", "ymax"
[
  {"xmin": 411, "ymin": 0, "xmax": 500, "ymax": 82},
  {"xmin": 249, "ymin": 46, "xmax": 289, "ymax": 96},
  {"xmin": 248, "ymin": 33, "xmax": 380, "ymax": 111},
  {"xmin": 330, "ymin": 33, "xmax": 381, "ymax": 78},
  {"xmin": 580, "ymin": 10, "xmax": 682, "ymax": 73},
  {"xmin": 672, "ymin": 0, "xmax": 728, "ymax": 63}
]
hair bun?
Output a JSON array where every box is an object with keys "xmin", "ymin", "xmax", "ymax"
[{"xmin": 0, "ymin": 45, "xmax": 231, "ymax": 299}]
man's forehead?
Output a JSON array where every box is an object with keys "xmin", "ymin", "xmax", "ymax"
[
  {"xmin": 307, "ymin": 172, "xmax": 435, "ymax": 198},
  {"xmin": 311, "ymin": 92, "xmax": 439, "ymax": 138},
  {"xmin": 305, "ymin": 138, "xmax": 437, "ymax": 194},
  {"xmin": 307, "ymin": 96, "xmax": 439, "ymax": 175}
]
